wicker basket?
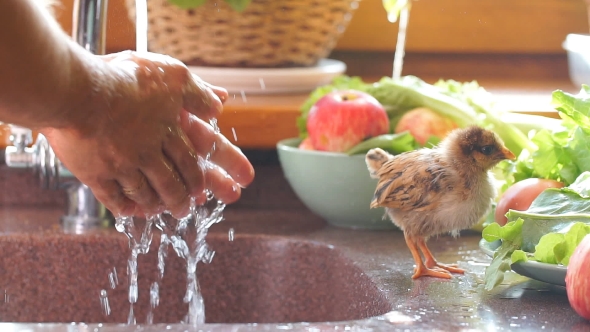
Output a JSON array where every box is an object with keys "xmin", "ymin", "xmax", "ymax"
[{"xmin": 125, "ymin": 0, "xmax": 360, "ymax": 68}]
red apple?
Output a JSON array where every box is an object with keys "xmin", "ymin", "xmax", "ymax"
[
  {"xmin": 298, "ymin": 138, "xmax": 315, "ymax": 150},
  {"xmin": 566, "ymin": 234, "xmax": 590, "ymax": 320},
  {"xmin": 494, "ymin": 178, "xmax": 564, "ymax": 226},
  {"xmin": 306, "ymin": 90, "xmax": 389, "ymax": 153},
  {"xmin": 395, "ymin": 107, "xmax": 458, "ymax": 146}
]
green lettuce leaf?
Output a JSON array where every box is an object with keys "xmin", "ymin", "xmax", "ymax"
[
  {"xmin": 297, "ymin": 75, "xmax": 537, "ymax": 158},
  {"xmin": 482, "ymin": 218, "xmax": 524, "ymax": 291},
  {"xmin": 483, "ymin": 171, "xmax": 590, "ymax": 290},
  {"xmin": 505, "ymin": 173, "xmax": 590, "ymax": 252},
  {"xmin": 345, "ymin": 131, "xmax": 418, "ymax": 156},
  {"xmin": 502, "ymin": 85, "xmax": 590, "ymax": 188}
]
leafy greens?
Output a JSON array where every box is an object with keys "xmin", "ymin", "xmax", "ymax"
[
  {"xmin": 500, "ymin": 85, "xmax": 590, "ymax": 188},
  {"xmin": 482, "ymin": 86, "xmax": 590, "ymax": 290},
  {"xmin": 483, "ymin": 171, "xmax": 590, "ymax": 290},
  {"xmin": 298, "ymin": 75, "xmax": 537, "ymax": 156}
]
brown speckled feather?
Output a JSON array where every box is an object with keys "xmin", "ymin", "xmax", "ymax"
[{"xmin": 370, "ymin": 150, "xmax": 451, "ymax": 212}]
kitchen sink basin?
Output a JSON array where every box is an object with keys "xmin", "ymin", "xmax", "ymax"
[{"xmin": 0, "ymin": 231, "xmax": 390, "ymax": 324}]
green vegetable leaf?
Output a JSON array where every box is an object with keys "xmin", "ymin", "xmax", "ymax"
[
  {"xmin": 167, "ymin": 0, "xmax": 207, "ymax": 9},
  {"xmin": 434, "ymin": 79, "xmax": 536, "ymax": 156},
  {"xmin": 483, "ymin": 218, "xmax": 524, "ymax": 291},
  {"xmin": 484, "ymin": 160, "xmax": 590, "ymax": 291},
  {"xmin": 533, "ymin": 233, "xmax": 564, "ymax": 264},
  {"xmin": 297, "ymin": 75, "xmax": 537, "ymax": 161},
  {"xmin": 482, "ymin": 218, "xmax": 523, "ymax": 243},
  {"xmin": 224, "ymin": 0, "xmax": 251, "ymax": 12},
  {"xmin": 505, "ymin": 85, "xmax": 590, "ymax": 188},
  {"xmin": 552, "ymin": 86, "xmax": 590, "ymax": 130},
  {"xmin": 552, "ymin": 222, "xmax": 590, "ymax": 265},
  {"xmin": 485, "ymin": 243, "xmax": 515, "ymax": 291},
  {"xmin": 505, "ymin": 175, "xmax": 590, "ymax": 252},
  {"xmin": 565, "ymin": 171, "xmax": 590, "ymax": 198},
  {"xmin": 167, "ymin": 0, "xmax": 250, "ymax": 11},
  {"xmin": 345, "ymin": 132, "xmax": 418, "ymax": 156},
  {"xmin": 510, "ymin": 250, "xmax": 528, "ymax": 264}
]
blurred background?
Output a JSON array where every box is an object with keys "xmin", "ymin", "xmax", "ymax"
[{"xmin": 50, "ymin": 0, "xmax": 589, "ymax": 81}]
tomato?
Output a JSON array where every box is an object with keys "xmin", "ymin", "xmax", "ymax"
[
  {"xmin": 566, "ymin": 234, "xmax": 590, "ymax": 320},
  {"xmin": 494, "ymin": 178, "xmax": 564, "ymax": 226}
]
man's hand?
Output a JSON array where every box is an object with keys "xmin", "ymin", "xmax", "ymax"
[{"xmin": 41, "ymin": 51, "xmax": 254, "ymax": 218}]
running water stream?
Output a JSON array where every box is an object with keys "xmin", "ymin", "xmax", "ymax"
[
  {"xmin": 113, "ymin": 118, "xmax": 226, "ymax": 325},
  {"xmin": 106, "ymin": 1, "xmax": 226, "ymax": 325},
  {"xmin": 391, "ymin": 4, "xmax": 411, "ymax": 80}
]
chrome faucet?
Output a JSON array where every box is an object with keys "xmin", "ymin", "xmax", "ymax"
[{"xmin": 4, "ymin": 0, "xmax": 111, "ymax": 233}]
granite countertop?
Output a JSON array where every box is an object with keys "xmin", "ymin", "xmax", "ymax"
[
  {"xmin": 0, "ymin": 147, "xmax": 587, "ymax": 331},
  {"xmin": 0, "ymin": 206, "xmax": 587, "ymax": 331}
]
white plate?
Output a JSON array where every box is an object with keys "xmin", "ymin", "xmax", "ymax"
[
  {"xmin": 188, "ymin": 59, "xmax": 346, "ymax": 95},
  {"xmin": 479, "ymin": 239, "xmax": 567, "ymax": 287}
]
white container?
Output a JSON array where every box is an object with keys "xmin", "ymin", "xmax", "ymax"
[{"xmin": 563, "ymin": 33, "xmax": 590, "ymax": 87}]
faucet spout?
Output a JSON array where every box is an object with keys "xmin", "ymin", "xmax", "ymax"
[{"xmin": 72, "ymin": 0, "xmax": 109, "ymax": 55}]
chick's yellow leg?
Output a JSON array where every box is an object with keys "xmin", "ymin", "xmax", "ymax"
[
  {"xmin": 417, "ymin": 238, "xmax": 465, "ymax": 274},
  {"xmin": 403, "ymin": 233, "xmax": 452, "ymax": 279}
]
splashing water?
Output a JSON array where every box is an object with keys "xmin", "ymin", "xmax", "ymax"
[
  {"xmin": 122, "ymin": 1, "xmax": 225, "ymax": 323},
  {"xmin": 99, "ymin": 289, "xmax": 111, "ymax": 316},
  {"xmin": 228, "ymin": 228, "xmax": 235, "ymax": 242},
  {"xmin": 108, "ymin": 267, "xmax": 119, "ymax": 289},
  {"xmin": 146, "ymin": 281, "xmax": 160, "ymax": 324},
  {"xmin": 114, "ymin": 119, "xmax": 225, "ymax": 326}
]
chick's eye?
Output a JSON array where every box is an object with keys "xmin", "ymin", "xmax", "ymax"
[{"xmin": 479, "ymin": 145, "xmax": 495, "ymax": 155}]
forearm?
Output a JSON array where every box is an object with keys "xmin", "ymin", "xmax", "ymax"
[{"xmin": 0, "ymin": 0, "xmax": 99, "ymax": 130}]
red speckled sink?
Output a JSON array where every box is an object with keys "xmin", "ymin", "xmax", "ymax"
[{"xmin": 0, "ymin": 231, "xmax": 390, "ymax": 324}]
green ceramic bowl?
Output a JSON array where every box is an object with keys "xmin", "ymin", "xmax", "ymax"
[{"xmin": 277, "ymin": 138, "xmax": 397, "ymax": 230}]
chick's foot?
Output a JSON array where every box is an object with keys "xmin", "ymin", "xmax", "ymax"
[
  {"xmin": 417, "ymin": 238, "xmax": 465, "ymax": 274},
  {"xmin": 412, "ymin": 264, "xmax": 452, "ymax": 279},
  {"xmin": 404, "ymin": 233, "xmax": 453, "ymax": 279}
]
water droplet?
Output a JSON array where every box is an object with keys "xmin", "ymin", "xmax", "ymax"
[
  {"xmin": 127, "ymin": 304, "xmax": 136, "ymax": 325},
  {"xmin": 231, "ymin": 127, "xmax": 237, "ymax": 142},
  {"xmin": 240, "ymin": 90, "xmax": 248, "ymax": 103},
  {"xmin": 228, "ymin": 228, "xmax": 234, "ymax": 241},
  {"xmin": 127, "ymin": 254, "xmax": 138, "ymax": 304},
  {"xmin": 258, "ymin": 78, "xmax": 266, "ymax": 90},
  {"xmin": 150, "ymin": 282, "xmax": 159, "ymax": 308},
  {"xmin": 99, "ymin": 289, "xmax": 111, "ymax": 316},
  {"xmin": 108, "ymin": 267, "xmax": 118, "ymax": 289}
]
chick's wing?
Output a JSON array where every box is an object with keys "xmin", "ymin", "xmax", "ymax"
[{"xmin": 370, "ymin": 150, "xmax": 449, "ymax": 212}]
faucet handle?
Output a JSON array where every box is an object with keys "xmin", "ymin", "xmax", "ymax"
[
  {"xmin": 8, "ymin": 125, "xmax": 33, "ymax": 152},
  {"xmin": 5, "ymin": 125, "xmax": 35, "ymax": 168}
]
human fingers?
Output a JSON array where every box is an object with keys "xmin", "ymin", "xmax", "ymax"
[
  {"xmin": 202, "ymin": 81, "xmax": 229, "ymax": 104},
  {"xmin": 117, "ymin": 170, "xmax": 163, "ymax": 216},
  {"xmin": 91, "ymin": 179, "xmax": 137, "ymax": 217},
  {"xmin": 179, "ymin": 112, "xmax": 254, "ymax": 187},
  {"xmin": 182, "ymin": 73, "xmax": 224, "ymax": 121},
  {"xmin": 202, "ymin": 160, "xmax": 242, "ymax": 204},
  {"xmin": 162, "ymin": 127, "xmax": 206, "ymax": 197},
  {"xmin": 139, "ymin": 153, "xmax": 191, "ymax": 218}
]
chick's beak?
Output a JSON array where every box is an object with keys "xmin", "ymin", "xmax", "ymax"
[{"xmin": 501, "ymin": 147, "xmax": 516, "ymax": 160}]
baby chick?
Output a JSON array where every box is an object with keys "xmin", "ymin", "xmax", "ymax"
[{"xmin": 366, "ymin": 125, "xmax": 515, "ymax": 279}]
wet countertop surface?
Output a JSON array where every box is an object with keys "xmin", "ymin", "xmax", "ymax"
[
  {"xmin": 0, "ymin": 205, "xmax": 588, "ymax": 332},
  {"xmin": 0, "ymin": 160, "xmax": 590, "ymax": 332}
]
